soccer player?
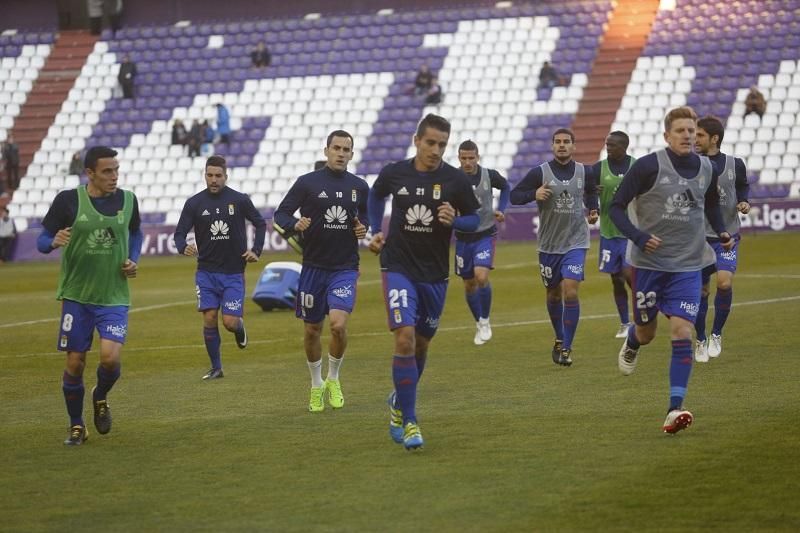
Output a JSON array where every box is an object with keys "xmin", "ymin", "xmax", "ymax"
[
  {"xmin": 174, "ymin": 155, "xmax": 266, "ymax": 380},
  {"xmin": 610, "ymin": 106, "xmax": 733, "ymax": 434},
  {"xmin": 368, "ymin": 114, "xmax": 480, "ymax": 450},
  {"xmin": 455, "ymin": 140, "xmax": 510, "ymax": 345},
  {"xmin": 37, "ymin": 146, "xmax": 143, "ymax": 445},
  {"xmin": 273, "ymin": 130, "xmax": 369, "ymax": 412},
  {"xmin": 510, "ymin": 128, "xmax": 599, "ymax": 366},
  {"xmin": 592, "ymin": 131, "xmax": 636, "ymax": 338},
  {"xmin": 693, "ymin": 116, "xmax": 750, "ymax": 362}
]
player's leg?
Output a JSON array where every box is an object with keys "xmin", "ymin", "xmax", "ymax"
[
  {"xmin": 557, "ymin": 248, "xmax": 587, "ymax": 365},
  {"xmin": 600, "ymin": 237, "xmax": 631, "ymax": 336},
  {"xmin": 91, "ymin": 305, "xmax": 128, "ymax": 435},
  {"xmin": 540, "ymin": 252, "xmax": 565, "ymax": 362},
  {"xmin": 196, "ymin": 271, "xmax": 223, "ymax": 379},
  {"xmin": 220, "ymin": 273, "xmax": 247, "ymax": 349},
  {"xmin": 456, "ymin": 239, "xmax": 483, "ymax": 345},
  {"xmin": 659, "ymin": 271, "xmax": 702, "ymax": 433},
  {"xmin": 618, "ymin": 268, "xmax": 659, "ymax": 375},
  {"xmin": 296, "ymin": 267, "xmax": 327, "ymax": 412},
  {"xmin": 58, "ymin": 300, "xmax": 93, "ymax": 445},
  {"xmin": 694, "ymin": 275, "xmax": 712, "ymax": 362},
  {"xmin": 473, "ymin": 235, "xmax": 496, "ymax": 343},
  {"xmin": 709, "ymin": 239, "xmax": 738, "ymax": 357},
  {"xmin": 323, "ymin": 269, "xmax": 359, "ymax": 409}
]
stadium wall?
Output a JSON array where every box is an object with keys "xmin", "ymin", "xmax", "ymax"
[{"xmin": 10, "ymin": 198, "xmax": 800, "ymax": 262}]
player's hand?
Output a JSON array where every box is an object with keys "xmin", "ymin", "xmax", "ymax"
[
  {"xmin": 294, "ymin": 217, "xmax": 311, "ymax": 232},
  {"xmin": 241, "ymin": 250, "xmax": 259, "ymax": 263},
  {"xmin": 494, "ymin": 210, "xmax": 505, "ymax": 223},
  {"xmin": 643, "ymin": 235, "xmax": 662, "ymax": 254},
  {"xmin": 587, "ymin": 209, "xmax": 599, "ymax": 225},
  {"xmin": 737, "ymin": 201, "xmax": 751, "ymax": 214},
  {"xmin": 719, "ymin": 232, "xmax": 735, "ymax": 251},
  {"xmin": 535, "ymin": 183, "xmax": 552, "ymax": 201},
  {"xmin": 368, "ymin": 232, "xmax": 385, "ymax": 254},
  {"xmin": 52, "ymin": 227, "xmax": 72, "ymax": 248},
  {"xmin": 353, "ymin": 217, "xmax": 367, "ymax": 239},
  {"xmin": 183, "ymin": 244, "xmax": 198, "ymax": 257},
  {"xmin": 437, "ymin": 202, "xmax": 456, "ymax": 227},
  {"xmin": 121, "ymin": 259, "xmax": 137, "ymax": 278}
]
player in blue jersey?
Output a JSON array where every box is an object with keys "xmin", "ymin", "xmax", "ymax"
[
  {"xmin": 610, "ymin": 106, "xmax": 733, "ymax": 434},
  {"xmin": 174, "ymin": 155, "xmax": 266, "ymax": 380},
  {"xmin": 510, "ymin": 128, "xmax": 599, "ymax": 367},
  {"xmin": 37, "ymin": 146, "xmax": 143, "ymax": 445},
  {"xmin": 591, "ymin": 131, "xmax": 636, "ymax": 338},
  {"xmin": 273, "ymin": 130, "xmax": 369, "ymax": 412},
  {"xmin": 455, "ymin": 140, "xmax": 510, "ymax": 346},
  {"xmin": 692, "ymin": 116, "xmax": 750, "ymax": 362},
  {"xmin": 367, "ymin": 114, "xmax": 480, "ymax": 450}
]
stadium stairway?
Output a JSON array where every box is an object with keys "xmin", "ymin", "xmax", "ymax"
[
  {"xmin": 571, "ymin": 0, "xmax": 659, "ymax": 162},
  {"xmin": 13, "ymin": 30, "xmax": 97, "ymax": 182}
]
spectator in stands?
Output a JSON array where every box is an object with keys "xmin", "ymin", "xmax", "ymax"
[
  {"xmin": 171, "ymin": 119, "xmax": 188, "ymax": 147},
  {"xmin": 538, "ymin": 61, "xmax": 559, "ymax": 89},
  {"xmin": 68, "ymin": 151, "xmax": 84, "ymax": 176},
  {"xmin": 216, "ymin": 103, "xmax": 231, "ymax": 146},
  {"xmin": 425, "ymin": 77, "xmax": 443, "ymax": 105},
  {"xmin": 0, "ymin": 206, "xmax": 16, "ymax": 263},
  {"xmin": 188, "ymin": 120, "xmax": 203, "ymax": 158},
  {"xmin": 117, "ymin": 55, "xmax": 137, "ymax": 99},
  {"xmin": 744, "ymin": 86, "xmax": 766, "ymax": 119},
  {"xmin": 87, "ymin": 0, "xmax": 123, "ymax": 36},
  {"xmin": 1, "ymin": 135, "xmax": 20, "ymax": 191},
  {"xmin": 202, "ymin": 120, "xmax": 215, "ymax": 155},
  {"xmin": 414, "ymin": 64, "xmax": 433, "ymax": 95},
  {"xmin": 251, "ymin": 41, "xmax": 271, "ymax": 68}
]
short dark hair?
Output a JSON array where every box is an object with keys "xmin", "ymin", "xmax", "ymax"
[
  {"xmin": 83, "ymin": 146, "xmax": 118, "ymax": 171},
  {"xmin": 205, "ymin": 155, "xmax": 227, "ymax": 172},
  {"xmin": 697, "ymin": 115, "xmax": 725, "ymax": 148},
  {"xmin": 416, "ymin": 113, "xmax": 451, "ymax": 138},
  {"xmin": 552, "ymin": 128, "xmax": 575, "ymax": 143},
  {"xmin": 326, "ymin": 130, "xmax": 354, "ymax": 148},
  {"xmin": 458, "ymin": 139, "xmax": 479, "ymax": 153},
  {"xmin": 608, "ymin": 130, "xmax": 630, "ymax": 149},
  {"xmin": 314, "ymin": 160, "xmax": 326, "ymax": 170}
]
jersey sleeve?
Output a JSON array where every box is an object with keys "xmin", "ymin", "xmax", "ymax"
[
  {"xmin": 41, "ymin": 190, "xmax": 76, "ymax": 234},
  {"xmin": 173, "ymin": 197, "xmax": 195, "ymax": 254},
  {"xmin": 510, "ymin": 167, "xmax": 543, "ymax": 205},
  {"xmin": 273, "ymin": 178, "xmax": 306, "ymax": 231}
]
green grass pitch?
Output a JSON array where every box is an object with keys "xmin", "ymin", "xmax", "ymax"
[{"xmin": 1, "ymin": 231, "xmax": 799, "ymax": 531}]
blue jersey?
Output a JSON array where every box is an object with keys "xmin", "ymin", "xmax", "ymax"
[
  {"xmin": 174, "ymin": 186, "xmax": 266, "ymax": 274},
  {"xmin": 371, "ymin": 159, "xmax": 480, "ymax": 283},
  {"xmin": 454, "ymin": 165, "xmax": 510, "ymax": 242},
  {"xmin": 273, "ymin": 167, "xmax": 369, "ymax": 270}
]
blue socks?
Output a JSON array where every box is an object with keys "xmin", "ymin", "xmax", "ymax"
[
  {"xmin": 669, "ymin": 339, "xmax": 693, "ymax": 411},
  {"xmin": 614, "ymin": 293, "xmax": 629, "ymax": 324},
  {"xmin": 546, "ymin": 299, "xmax": 564, "ymax": 340},
  {"xmin": 203, "ymin": 326, "xmax": 222, "ymax": 369},
  {"xmin": 478, "ymin": 284, "xmax": 492, "ymax": 320},
  {"xmin": 627, "ymin": 324, "xmax": 641, "ymax": 350},
  {"xmin": 712, "ymin": 287, "xmax": 732, "ymax": 335},
  {"xmin": 696, "ymin": 295, "xmax": 709, "ymax": 341},
  {"xmin": 392, "ymin": 355, "xmax": 419, "ymax": 425},
  {"xmin": 562, "ymin": 299, "xmax": 580, "ymax": 350},
  {"xmin": 94, "ymin": 364, "xmax": 120, "ymax": 402},
  {"xmin": 465, "ymin": 290, "xmax": 481, "ymax": 322},
  {"xmin": 62, "ymin": 371, "xmax": 84, "ymax": 426}
]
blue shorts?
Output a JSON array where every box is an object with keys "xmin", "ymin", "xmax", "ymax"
[
  {"xmin": 631, "ymin": 268, "xmax": 701, "ymax": 325},
  {"xmin": 598, "ymin": 237, "xmax": 628, "ymax": 274},
  {"xmin": 538, "ymin": 248, "xmax": 587, "ymax": 288},
  {"xmin": 295, "ymin": 267, "xmax": 359, "ymax": 323},
  {"xmin": 382, "ymin": 271, "xmax": 448, "ymax": 339},
  {"xmin": 196, "ymin": 271, "xmax": 245, "ymax": 316},
  {"xmin": 701, "ymin": 236, "xmax": 740, "ymax": 284},
  {"xmin": 455, "ymin": 235, "xmax": 496, "ymax": 279},
  {"xmin": 57, "ymin": 300, "xmax": 129, "ymax": 352}
]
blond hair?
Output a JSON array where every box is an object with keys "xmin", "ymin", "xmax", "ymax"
[{"xmin": 664, "ymin": 106, "xmax": 698, "ymax": 132}]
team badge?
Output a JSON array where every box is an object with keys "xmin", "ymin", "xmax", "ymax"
[
  {"xmin": 352, "ymin": 189, "xmax": 357, "ymax": 202},
  {"xmin": 433, "ymin": 184, "xmax": 441, "ymax": 199},
  {"xmin": 60, "ymin": 335, "xmax": 68, "ymax": 348},
  {"xmin": 393, "ymin": 309, "xmax": 402, "ymax": 323},
  {"xmin": 727, "ymin": 168, "xmax": 734, "ymax": 181},
  {"xmin": 116, "ymin": 210, "xmax": 124, "ymax": 224},
  {"xmin": 228, "ymin": 204, "xmax": 235, "ymax": 215}
]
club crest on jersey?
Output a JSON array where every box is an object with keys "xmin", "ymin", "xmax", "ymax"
[
  {"xmin": 352, "ymin": 189, "xmax": 357, "ymax": 202},
  {"xmin": 117, "ymin": 210, "xmax": 124, "ymax": 224},
  {"xmin": 433, "ymin": 184, "xmax": 441, "ymax": 199},
  {"xmin": 228, "ymin": 204, "xmax": 235, "ymax": 215}
]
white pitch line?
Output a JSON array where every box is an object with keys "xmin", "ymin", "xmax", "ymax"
[{"xmin": 5, "ymin": 294, "xmax": 800, "ymax": 359}]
